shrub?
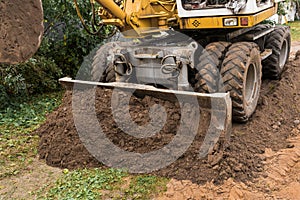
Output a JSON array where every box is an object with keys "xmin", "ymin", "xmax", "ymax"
[
  {"xmin": 39, "ymin": 0, "xmax": 103, "ymax": 77},
  {"xmin": 0, "ymin": 56, "xmax": 62, "ymax": 109},
  {"xmin": 0, "ymin": 0, "xmax": 105, "ymax": 107}
]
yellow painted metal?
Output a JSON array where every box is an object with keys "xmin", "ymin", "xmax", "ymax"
[
  {"xmin": 123, "ymin": 0, "xmax": 177, "ymax": 35},
  {"xmin": 95, "ymin": 0, "xmax": 126, "ymax": 20},
  {"xmin": 95, "ymin": 0, "xmax": 177, "ymax": 35},
  {"xmin": 179, "ymin": 6, "xmax": 277, "ymax": 29},
  {"xmin": 102, "ymin": 19, "xmax": 125, "ymax": 27},
  {"xmin": 95, "ymin": 0, "xmax": 278, "ymax": 36}
]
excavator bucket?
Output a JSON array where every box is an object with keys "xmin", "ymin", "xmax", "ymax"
[
  {"xmin": 59, "ymin": 77, "xmax": 232, "ymax": 170},
  {"xmin": 0, "ymin": 0, "xmax": 44, "ymax": 64}
]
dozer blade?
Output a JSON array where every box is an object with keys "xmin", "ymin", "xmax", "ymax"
[{"xmin": 59, "ymin": 77, "xmax": 232, "ymax": 167}]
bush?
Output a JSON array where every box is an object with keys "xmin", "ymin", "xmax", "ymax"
[
  {"xmin": 39, "ymin": 0, "xmax": 103, "ymax": 77},
  {"xmin": 17, "ymin": 57, "xmax": 63, "ymax": 94},
  {"xmin": 0, "ymin": 56, "xmax": 62, "ymax": 109},
  {"xmin": 0, "ymin": 65, "xmax": 26, "ymax": 109},
  {"xmin": 0, "ymin": 0, "xmax": 105, "ymax": 108}
]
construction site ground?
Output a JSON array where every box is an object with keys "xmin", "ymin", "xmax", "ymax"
[{"xmin": 0, "ymin": 42, "xmax": 300, "ymax": 200}]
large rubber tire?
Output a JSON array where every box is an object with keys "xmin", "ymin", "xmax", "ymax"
[
  {"xmin": 262, "ymin": 26, "xmax": 291, "ymax": 79},
  {"xmin": 91, "ymin": 44, "xmax": 116, "ymax": 82},
  {"xmin": 252, "ymin": 24, "xmax": 272, "ymax": 50},
  {"xmin": 252, "ymin": 24, "xmax": 272, "ymax": 32},
  {"xmin": 221, "ymin": 42, "xmax": 262, "ymax": 122},
  {"xmin": 194, "ymin": 42, "xmax": 231, "ymax": 93}
]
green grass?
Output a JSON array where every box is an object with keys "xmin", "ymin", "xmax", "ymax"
[
  {"xmin": 0, "ymin": 92, "xmax": 63, "ymax": 178},
  {"xmin": 288, "ymin": 20, "xmax": 300, "ymax": 41},
  {"xmin": 36, "ymin": 168, "xmax": 168, "ymax": 200},
  {"xmin": 0, "ymin": 91, "xmax": 169, "ymax": 199},
  {"xmin": 124, "ymin": 175, "xmax": 168, "ymax": 199}
]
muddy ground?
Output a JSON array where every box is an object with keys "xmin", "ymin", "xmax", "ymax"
[
  {"xmin": 0, "ymin": 42, "xmax": 297, "ymax": 199},
  {"xmin": 34, "ymin": 43, "xmax": 300, "ymax": 199},
  {"xmin": 158, "ymin": 45, "xmax": 300, "ymax": 199}
]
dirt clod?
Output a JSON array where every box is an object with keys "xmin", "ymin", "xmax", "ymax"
[{"xmin": 0, "ymin": 0, "xmax": 43, "ymax": 64}]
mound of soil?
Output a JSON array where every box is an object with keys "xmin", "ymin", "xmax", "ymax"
[
  {"xmin": 37, "ymin": 55, "xmax": 300, "ymax": 184},
  {"xmin": 0, "ymin": 0, "xmax": 43, "ymax": 64}
]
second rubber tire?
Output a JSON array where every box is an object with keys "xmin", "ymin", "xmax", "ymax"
[
  {"xmin": 262, "ymin": 26, "xmax": 291, "ymax": 79},
  {"xmin": 91, "ymin": 43, "xmax": 116, "ymax": 82},
  {"xmin": 221, "ymin": 42, "xmax": 262, "ymax": 122},
  {"xmin": 194, "ymin": 42, "xmax": 231, "ymax": 93}
]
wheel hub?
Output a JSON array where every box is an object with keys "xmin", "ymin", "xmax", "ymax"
[{"xmin": 245, "ymin": 63, "xmax": 258, "ymax": 105}]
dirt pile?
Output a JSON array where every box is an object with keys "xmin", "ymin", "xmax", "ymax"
[
  {"xmin": 37, "ymin": 54, "xmax": 300, "ymax": 184},
  {"xmin": 0, "ymin": 0, "xmax": 43, "ymax": 64},
  {"xmin": 156, "ymin": 134, "xmax": 300, "ymax": 199}
]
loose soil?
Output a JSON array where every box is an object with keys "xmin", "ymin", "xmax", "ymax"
[
  {"xmin": 156, "ymin": 47, "xmax": 300, "ymax": 199},
  {"xmin": 37, "ymin": 46, "xmax": 300, "ymax": 189},
  {"xmin": 0, "ymin": 43, "xmax": 299, "ymax": 200},
  {"xmin": 0, "ymin": 0, "xmax": 43, "ymax": 64}
]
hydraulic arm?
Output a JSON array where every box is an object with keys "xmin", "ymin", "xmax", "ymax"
[{"xmin": 96, "ymin": 0, "xmax": 177, "ymax": 36}]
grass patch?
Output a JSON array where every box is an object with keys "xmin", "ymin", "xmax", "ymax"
[
  {"xmin": 288, "ymin": 20, "xmax": 300, "ymax": 41},
  {"xmin": 36, "ymin": 168, "xmax": 168, "ymax": 200},
  {"xmin": 0, "ymin": 92, "xmax": 63, "ymax": 178},
  {"xmin": 124, "ymin": 175, "xmax": 168, "ymax": 199},
  {"xmin": 37, "ymin": 168, "xmax": 126, "ymax": 200},
  {"xmin": 0, "ymin": 91, "xmax": 169, "ymax": 199}
]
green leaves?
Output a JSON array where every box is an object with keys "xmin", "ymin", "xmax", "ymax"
[
  {"xmin": 40, "ymin": 0, "xmax": 103, "ymax": 78},
  {"xmin": 0, "ymin": 92, "xmax": 62, "ymax": 127},
  {"xmin": 40, "ymin": 168, "xmax": 127, "ymax": 200},
  {"xmin": 37, "ymin": 168, "xmax": 168, "ymax": 200},
  {"xmin": 0, "ymin": 92, "xmax": 62, "ymax": 178},
  {"xmin": 0, "ymin": 0, "xmax": 104, "ymax": 109},
  {"xmin": 0, "ymin": 57, "xmax": 63, "ymax": 110},
  {"xmin": 277, "ymin": 2, "xmax": 288, "ymax": 16}
]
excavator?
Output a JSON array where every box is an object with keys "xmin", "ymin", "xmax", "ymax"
[
  {"xmin": 75, "ymin": 0, "xmax": 290, "ymax": 120},
  {"xmin": 0, "ymin": 0, "xmax": 291, "ymax": 165}
]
